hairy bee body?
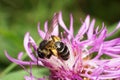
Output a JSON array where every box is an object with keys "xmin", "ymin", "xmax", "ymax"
[
  {"xmin": 55, "ymin": 41, "xmax": 70, "ymax": 60},
  {"xmin": 37, "ymin": 36, "xmax": 70, "ymax": 60},
  {"xmin": 37, "ymin": 13, "xmax": 69, "ymax": 60}
]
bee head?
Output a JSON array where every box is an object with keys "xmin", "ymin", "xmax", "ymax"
[
  {"xmin": 39, "ymin": 40, "xmax": 48, "ymax": 50},
  {"xmin": 37, "ymin": 49, "xmax": 45, "ymax": 59}
]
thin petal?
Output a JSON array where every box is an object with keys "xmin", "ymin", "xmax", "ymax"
[
  {"xmin": 51, "ymin": 13, "xmax": 59, "ymax": 36},
  {"xmin": 107, "ymin": 22, "xmax": 120, "ymax": 37},
  {"xmin": 87, "ymin": 19, "xmax": 95, "ymax": 39},
  {"xmin": 44, "ymin": 21, "xmax": 48, "ymax": 32},
  {"xmin": 93, "ymin": 43, "xmax": 103, "ymax": 59},
  {"xmin": 104, "ymin": 38, "xmax": 120, "ymax": 47},
  {"xmin": 5, "ymin": 51, "xmax": 37, "ymax": 65},
  {"xmin": 69, "ymin": 14, "xmax": 73, "ymax": 35},
  {"xmin": 98, "ymin": 27, "xmax": 107, "ymax": 42},
  {"xmin": 37, "ymin": 22, "xmax": 45, "ymax": 39},
  {"xmin": 24, "ymin": 32, "xmax": 37, "ymax": 61},
  {"xmin": 104, "ymin": 52, "xmax": 120, "ymax": 58},
  {"xmin": 18, "ymin": 52, "xmax": 24, "ymax": 60},
  {"xmin": 75, "ymin": 15, "xmax": 90, "ymax": 40},
  {"xmin": 58, "ymin": 12, "xmax": 69, "ymax": 33},
  {"xmin": 51, "ymin": 22, "xmax": 59, "ymax": 36}
]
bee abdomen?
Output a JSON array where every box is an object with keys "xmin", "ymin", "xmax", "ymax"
[
  {"xmin": 55, "ymin": 42, "xmax": 70, "ymax": 60},
  {"xmin": 59, "ymin": 46, "xmax": 70, "ymax": 60},
  {"xmin": 55, "ymin": 42, "xmax": 65, "ymax": 51}
]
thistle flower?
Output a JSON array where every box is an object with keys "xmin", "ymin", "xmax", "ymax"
[{"xmin": 5, "ymin": 12, "xmax": 120, "ymax": 80}]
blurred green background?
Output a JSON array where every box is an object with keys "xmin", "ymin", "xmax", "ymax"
[{"xmin": 0, "ymin": 0, "xmax": 120, "ymax": 79}]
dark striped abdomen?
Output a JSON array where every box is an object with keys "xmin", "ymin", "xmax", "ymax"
[{"xmin": 55, "ymin": 41, "xmax": 70, "ymax": 60}]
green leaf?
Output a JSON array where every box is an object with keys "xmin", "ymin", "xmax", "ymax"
[{"xmin": 1, "ymin": 67, "xmax": 49, "ymax": 80}]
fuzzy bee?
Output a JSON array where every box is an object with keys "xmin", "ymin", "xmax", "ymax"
[{"xmin": 37, "ymin": 13, "xmax": 70, "ymax": 60}]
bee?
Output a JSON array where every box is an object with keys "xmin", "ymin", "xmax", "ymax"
[{"xmin": 37, "ymin": 13, "xmax": 70, "ymax": 60}]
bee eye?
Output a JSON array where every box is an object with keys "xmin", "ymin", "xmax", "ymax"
[{"xmin": 38, "ymin": 52, "xmax": 45, "ymax": 58}]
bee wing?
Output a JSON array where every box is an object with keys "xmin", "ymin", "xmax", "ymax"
[{"xmin": 44, "ymin": 13, "xmax": 59, "ymax": 40}]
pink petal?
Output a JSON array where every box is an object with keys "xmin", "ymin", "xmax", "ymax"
[
  {"xmin": 18, "ymin": 52, "xmax": 24, "ymax": 60},
  {"xmin": 24, "ymin": 32, "xmax": 37, "ymax": 61},
  {"xmin": 5, "ymin": 51, "xmax": 37, "ymax": 65},
  {"xmin": 58, "ymin": 12, "xmax": 69, "ymax": 33},
  {"xmin": 69, "ymin": 14, "xmax": 73, "ymax": 36},
  {"xmin": 87, "ymin": 19, "xmax": 95, "ymax": 39},
  {"xmin": 107, "ymin": 22, "xmax": 120, "ymax": 37},
  {"xmin": 44, "ymin": 21, "xmax": 48, "ymax": 33},
  {"xmin": 37, "ymin": 22, "xmax": 45, "ymax": 39},
  {"xmin": 75, "ymin": 15, "xmax": 90, "ymax": 40}
]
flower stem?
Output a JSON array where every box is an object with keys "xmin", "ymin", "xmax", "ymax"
[
  {"xmin": 0, "ymin": 53, "xmax": 28, "ymax": 77},
  {"xmin": 0, "ymin": 39, "xmax": 42, "ymax": 77}
]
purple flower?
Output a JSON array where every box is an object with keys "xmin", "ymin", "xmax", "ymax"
[{"xmin": 5, "ymin": 12, "xmax": 120, "ymax": 80}]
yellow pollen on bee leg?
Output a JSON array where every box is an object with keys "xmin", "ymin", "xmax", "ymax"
[
  {"xmin": 83, "ymin": 77, "xmax": 90, "ymax": 80},
  {"xmin": 51, "ymin": 49, "xmax": 58, "ymax": 57}
]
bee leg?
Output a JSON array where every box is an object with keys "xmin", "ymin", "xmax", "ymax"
[
  {"xmin": 50, "ymin": 49, "xmax": 58, "ymax": 58},
  {"xmin": 46, "ymin": 53, "xmax": 52, "ymax": 59}
]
